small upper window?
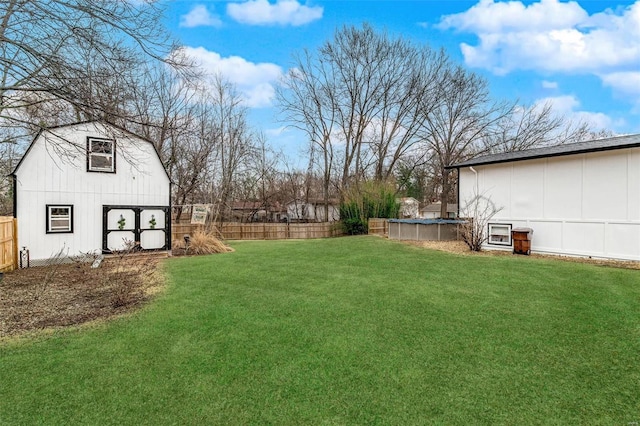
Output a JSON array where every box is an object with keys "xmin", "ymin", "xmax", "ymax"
[
  {"xmin": 488, "ymin": 223, "xmax": 512, "ymax": 246},
  {"xmin": 87, "ymin": 137, "xmax": 115, "ymax": 173},
  {"xmin": 46, "ymin": 205, "xmax": 73, "ymax": 233}
]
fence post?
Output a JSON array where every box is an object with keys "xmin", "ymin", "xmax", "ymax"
[{"xmin": 13, "ymin": 219, "xmax": 18, "ymax": 270}]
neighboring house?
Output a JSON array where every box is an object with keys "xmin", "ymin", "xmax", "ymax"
[
  {"xmin": 11, "ymin": 122, "xmax": 171, "ymax": 264},
  {"xmin": 448, "ymin": 134, "xmax": 640, "ymax": 261},
  {"xmin": 397, "ymin": 197, "xmax": 420, "ymax": 218},
  {"xmin": 421, "ymin": 203, "xmax": 458, "ymax": 219},
  {"xmin": 286, "ymin": 199, "xmax": 340, "ymax": 222},
  {"xmin": 229, "ymin": 200, "xmax": 285, "ymax": 223}
]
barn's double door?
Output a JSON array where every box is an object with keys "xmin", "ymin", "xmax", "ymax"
[{"xmin": 102, "ymin": 205, "xmax": 170, "ymax": 253}]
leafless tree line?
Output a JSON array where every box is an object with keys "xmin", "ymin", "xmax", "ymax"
[
  {"xmin": 0, "ymin": 1, "xmax": 288, "ymax": 219},
  {"xmin": 278, "ymin": 24, "xmax": 611, "ymax": 217},
  {"xmin": 0, "ymin": 10, "xmax": 612, "ymax": 221}
]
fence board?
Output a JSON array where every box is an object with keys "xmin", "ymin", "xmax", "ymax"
[
  {"xmin": 171, "ymin": 223, "xmax": 205, "ymax": 247},
  {"xmin": 0, "ymin": 216, "xmax": 17, "ymax": 272},
  {"xmin": 172, "ymin": 221, "xmax": 343, "ymax": 245},
  {"xmin": 368, "ymin": 218, "xmax": 389, "ymax": 236}
]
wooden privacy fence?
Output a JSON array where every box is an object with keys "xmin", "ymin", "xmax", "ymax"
[
  {"xmin": 368, "ymin": 218, "xmax": 389, "ymax": 236},
  {"xmin": 172, "ymin": 222, "xmax": 343, "ymax": 245},
  {"xmin": 0, "ymin": 216, "xmax": 18, "ymax": 272}
]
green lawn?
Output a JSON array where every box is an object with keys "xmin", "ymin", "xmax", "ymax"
[{"xmin": 1, "ymin": 236, "xmax": 639, "ymax": 424}]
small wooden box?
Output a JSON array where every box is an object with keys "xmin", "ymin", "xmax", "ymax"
[{"xmin": 512, "ymin": 228, "xmax": 533, "ymax": 255}]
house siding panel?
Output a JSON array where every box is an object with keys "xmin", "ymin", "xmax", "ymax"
[
  {"xmin": 511, "ymin": 161, "xmax": 544, "ymax": 219},
  {"xmin": 543, "ymin": 156, "xmax": 582, "ymax": 220},
  {"xmin": 480, "ymin": 164, "xmax": 512, "ymax": 219},
  {"xmin": 583, "ymin": 150, "xmax": 627, "ymax": 221},
  {"xmin": 628, "ymin": 150, "xmax": 640, "ymax": 221}
]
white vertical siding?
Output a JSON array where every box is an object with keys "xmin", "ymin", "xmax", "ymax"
[
  {"xmin": 583, "ymin": 151, "xmax": 627, "ymax": 221},
  {"xmin": 511, "ymin": 161, "xmax": 544, "ymax": 219},
  {"xmin": 15, "ymin": 123, "xmax": 170, "ymax": 260},
  {"xmin": 459, "ymin": 147, "xmax": 640, "ymax": 261},
  {"xmin": 543, "ymin": 156, "xmax": 582, "ymax": 220},
  {"xmin": 627, "ymin": 150, "xmax": 640, "ymax": 221}
]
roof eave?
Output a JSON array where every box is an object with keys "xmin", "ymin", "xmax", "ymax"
[{"xmin": 446, "ymin": 140, "xmax": 640, "ymax": 170}]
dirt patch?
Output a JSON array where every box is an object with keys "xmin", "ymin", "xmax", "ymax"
[
  {"xmin": 403, "ymin": 239, "xmax": 640, "ymax": 270},
  {"xmin": 0, "ymin": 255, "xmax": 165, "ymax": 339}
]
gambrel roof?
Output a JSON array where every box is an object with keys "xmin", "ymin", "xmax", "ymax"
[{"xmin": 11, "ymin": 121, "xmax": 169, "ymax": 180}]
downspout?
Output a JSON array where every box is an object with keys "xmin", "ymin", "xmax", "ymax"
[
  {"xmin": 455, "ymin": 168, "xmax": 460, "ymax": 218},
  {"xmin": 11, "ymin": 174, "xmax": 17, "ymax": 218},
  {"xmin": 469, "ymin": 166, "xmax": 478, "ymax": 196}
]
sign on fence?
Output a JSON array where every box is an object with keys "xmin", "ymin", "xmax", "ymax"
[{"xmin": 190, "ymin": 204, "xmax": 209, "ymax": 225}]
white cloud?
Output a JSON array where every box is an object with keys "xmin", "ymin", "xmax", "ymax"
[
  {"xmin": 601, "ymin": 71, "xmax": 640, "ymax": 98},
  {"xmin": 227, "ymin": 0, "xmax": 323, "ymax": 26},
  {"xmin": 180, "ymin": 5, "xmax": 222, "ymax": 28},
  {"xmin": 542, "ymin": 80, "xmax": 558, "ymax": 89},
  {"xmin": 180, "ymin": 46, "xmax": 283, "ymax": 108},
  {"xmin": 439, "ymin": 0, "xmax": 640, "ymax": 98},
  {"xmin": 439, "ymin": 0, "xmax": 588, "ymax": 33},
  {"xmin": 536, "ymin": 95, "xmax": 613, "ymax": 130}
]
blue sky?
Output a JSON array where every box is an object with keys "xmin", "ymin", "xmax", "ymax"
[{"xmin": 163, "ymin": 0, "xmax": 640, "ymax": 161}]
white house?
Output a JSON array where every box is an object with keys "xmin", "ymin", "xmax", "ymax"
[
  {"xmin": 286, "ymin": 199, "xmax": 340, "ymax": 222},
  {"xmin": 420, "ymin": 203, "xmax": 458, "ymax": 219},
  {"xmin": 449, "ymin": 134, "xmax": 640, "ymax": 261},
  {"xmin": 11, "ymin": 122, "xmax": 171, "ymax": 264},
  {"xmin": 397, "ymin": 197, "xmax": 420, "ymax": 218}
]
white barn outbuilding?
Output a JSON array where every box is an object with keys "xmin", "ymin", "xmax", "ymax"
[
  {"xmin": 11, "ymin": 122, "xmax": 171, "ymax": 264},
  {"xmin": 449, "ymin": 134, "xmax": 640, "ymax": 261}
]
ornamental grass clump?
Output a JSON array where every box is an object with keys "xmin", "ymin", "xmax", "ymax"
[{"xmin": 187, "ymin": 229, "xmax": 233, "ymax": 255}]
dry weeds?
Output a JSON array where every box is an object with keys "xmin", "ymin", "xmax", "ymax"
[
  {"xmin": 404, "ymin": 239, "xmax": 640, "ymax": 270},
  {"xmin": 0, "ymin": 256, "xmax": 165, "ymax": 338}
]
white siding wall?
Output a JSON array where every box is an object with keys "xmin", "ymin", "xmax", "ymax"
[
  {"xmin": 459, "ymin": 148, "xmax": 640, "ymax": 260},
  {"xmin": 15, "ymin": 123, "xmax": 170, "ymax": 260},
  {"xmin": 286, "ymin": 202, "xmax": 339, "ymax": 222}
]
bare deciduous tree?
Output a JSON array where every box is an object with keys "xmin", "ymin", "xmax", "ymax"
[
  {"xmin": 207, "ymin": 75, "xmax": 257, "ymax": 223},
  {"xmin": 459, "ymin": 193, "xmax": 503, "ymax": 252},
  {"xmin": 120, "ymin": 63, "xmax": 258, "ymax": 223},
  {"xmin": 486, "ymin": 101, "xmax": 611, "ymax": 154},
  {"xmin": 419, "ymin": 65, "xmax": 511, "ymax": 218},
  {"xmin": 278, "ymin": 48, "xmax": 338, "ymax": 221},
  {"xmin": 0, "ymin": 0, "xmax": 180, "ymax": 140},
  {"xmin": 488, "ymin": 102, "xmax": 565, "ymax": 153},
  {"xmin": 278, "ymin": 24, "xmax": 445, "ymax": 207}
]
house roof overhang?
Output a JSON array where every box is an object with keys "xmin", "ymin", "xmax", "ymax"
[{"xmin": 445, "ymin": 133, "xmax": 640, "ymax": 170}]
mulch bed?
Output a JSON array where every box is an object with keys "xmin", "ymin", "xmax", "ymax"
[{"xmin": 0, "ymin": 255, "xmax": 164, "ymax": 339}]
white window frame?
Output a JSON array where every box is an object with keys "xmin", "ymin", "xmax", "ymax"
[
  {"xmin": 488, "ymin": 223, "xmax": 512, "ymax": 246},
  {"xmin": 46, "ymin": 205, "xmax": 73, "ymax": 234},
  {"xmin": 87, "ymin": 137, "xmax": 115, "ymax": 173}
]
